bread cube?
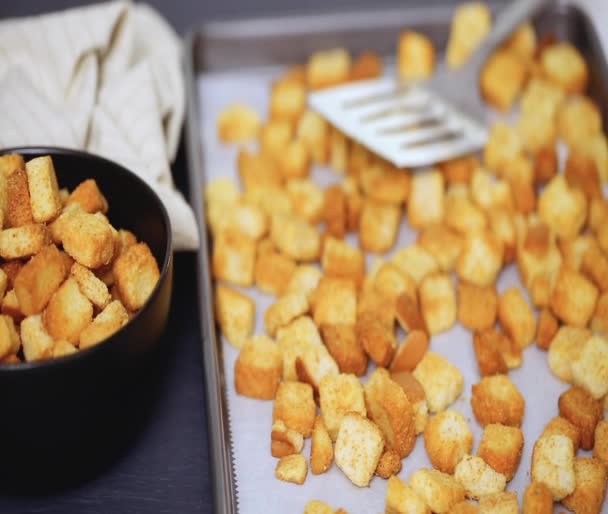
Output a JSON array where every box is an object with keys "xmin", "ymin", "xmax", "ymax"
[
  {"xmin": 43, "ymin": 277, "xmax": 92, "ymax": 344},
  {"xmin": 214, "ymin": 284, "xmax": 254, "ymax": 349},
  {"xmin": 303, "ymin": 501, "xmax": 334, "ymax": 514},
  {"xmin": 497, "ymin": 287, "xmax": 535, "ymax": 349},
  {"xmin": 359, "ymin": 201, "xmax": 400, "ymax": 253},
  {"xmin": 446, "ymin": 2, "xmax": 491, "ymax": 69},
  {"xmin": 269, "ymin": 79, "xmax": 306, "ymax": 123},
  {"xmin": 217, "ymin": 103, "xmax": 260, "ymax": 143},
  {"xmin": 71, "ymin": 262, "xmax": 110, "ymax": 310},
  {"xmin": 481, "ymin": 50, "xmax": 526, "ymax": 111},
  {"xmin": 374, "ymin": 449, "xmax": 401, "ymax": 480},
  {"xmin": 541, "ymin": 42, "xmax": 588, "ymax": 94},
  {"xmin": 413, "ymin": 352, "xmax": 463, "ymax": 413},
  {"xmin": 349, "ymin": 50, "xmax": 383, "ymax": 81},
  {"xmin": 550, "ymin": 266, "xmax": 598, "ymax": 327},
  {"xmin": 504, "ymin": 22, "xmax": 536, "ymax": 58},
  {"xmin": 271, "ymin": 213, "xmax": 320, "ymax": 262},
  {"xmin": 538, "ymin": 175, "xmax": 586, "ymax": 240},
  {"xmin": 562, "ymin": 457, "xmax": 607, "ymax": 514},
  {"xmin": 454, "ymin": 455, "xmax": 507, "ymax": 500},
  {"xmin": 548, "ymin": 326, "xmax": 591, "ymax": 382},
  {"xmin": 559, "ymin": 385, "xmax": 603, "ymax": 450},
  {"xmin": 390, "ymin": 330, "xmax": 429, "ymax": 373},
  {"xmin": 322, "ymin": 184, "xmax": 347, "ymax": 238},
  {"xmin": 20, "ymin": 314, "xmax": 53, "ymax": 361},
  {"xmin": 372, "ymin": 262, "xmax": 416, "ymax": 304},
  {"xmin": 356, "ymin": 313, "xmax": 396, "ymax": 367},
  {"xmin": 113, "ymin": 242, "xmax": 159, "ymax": 311},
  {"xmin": 321, "ymin": 237, "xmax": 364, "ymax": 287},
  {"xmin": 255, "ymin": 251, "xmax": 296, "ymax": 296},
  {"xmin": 471, "ymin": 375, "xmax": 525, "ymax": 427},
  {"xmin": 364, "ymin": 167, "xmax": 410, "ymax": 207},
  {"xmin": 286, "ymin": 179, "xmax": 323, "ymax": 225},
  {"xmin": 238, "ymin": 150, "xmax": 282, "ymax": 191},
  {"xmin": 295, "ymin": 341, "xmax": 339, "ymax": 393},
  {"xmin": 534, "ymin": 145, "xmax": 558, "ymax": 185},
  {"xmin": 320, "ymin": 323, "xmax": 367, "ymax": 376},
  {"xmin": 24, "ymin": 156, "xmax": 62, "ymax": 223},
  {"xmin": 477, "ymin": 423, "xmax": 523, "ymax": 481},
  {"xmin": 329, "ymin": 127, "xmax": 348, "ymax": 174},
  {"xmin": 297, "ymin": 110, "xmax": 329, "ymax": 164},
  {"xmin": 391, "ymin": 244, "xmax": 439, "ymax": 285},
  {"xmin": 573, "ymin": 132, "xmax": 608, "ymax": 184},
  {"xmin": 445, "ymin": 189, "xmax": 487, "ymax": 236},
  {"xmin": 450, "ymin": 501, "xmax": 478, "ymax": 514},
  {"xmin": 1, "ymin": 289, "xmax": 22, "ymax": 320},
  {"xmin": 419, "ymin": 273, "xmax": 456, "ymax": 334},
  {"xmin": 0, "ymin": 269, "xmax": 7, "ymax": 303},
  {"xmin": 306, "ymin": 48, "xmax": 351, "ymax": 90},
  {"xmin": 365, "ymin": 368, "xmax": 415, "ymax": 458},
  {"xmin": 52, "ymin": 340, "xmax": 78, "ymax": 358},
  {"xmin": 211, "ymin": 229, "xmax": 255, "ymax": 287},
  {"xmin": 0, "ymin": 314, "xmax": 19, "ymax": 360},
  {"xmin": 260, "ymin": 120, "xmax": 293, "ymax": 162},
  {"xmin": 1, "ymin": 260, "xmax": 23, "ymax": 290},
  {"xmin": 477, "ymin": 492, "xmax": 518, "ymax": 514},
  {"xmin": 66, "ymin": 179, "xmax": 108, "ymax": 214},
  {"xmin": 60, "ymin": 209, "xmax": 115, "ymax": 269},
  {"xmin": 536, "ymin": 308, "xmax": 558, "ymax": 351},
  {"xmin": 559, "ymin": 234, "xmax": 597, "ymax": 272},
  {"xmin": 398, "ymin": 31, "xmax": 435, "ymax": 80},
  {"xmin": 390, "ymin": 371, "xmax": 428, "ymax": 434},
  {"xmin": 542, "ymin": 416, "xmax": 582, "ymax": 453},
  {"xmin": 319, "ymin": 373, "xmax": 366, "ymax": 441},
  {"xmin": 310, "ymin": 415, "xmax": 333, "ymax": 474},
  {"xmin": 571, "ymin": 335, "xmax": 608, "ymax": 399},
  {"xmin": 522, "ymin": 482, "xmax": 553, "ymax": 514},
  {"xmin": 385, "ymin": 476, "xmax": 430, "ymax": 514},
  {"xmin": 0, "ymin": 224, "xmax": 48, "ymax": 260},
  {"xmin": 594, "ymin": 420, "xmax": 608, "ymax": 467},
  {"xmin": 334, "ymin": 412, "xmax": 384, "ymax": 487},
  {"xmin": 0, "ymin": 153, "xmax": 25, "ymax": 177},
  {"xmin": 418, "ymin": 224, "xmax": 463, "ymax": 272},
  {"xmin": 566, "ymin": 152, "xmax": 602, "ymax": 200},
  {"xmin": 285, "ymin": 265, "xmax": 322, "ymax": 303},
  {"xmin": 234, "ymin": 335, "xmax": 282, "ymax": 400},
  {"xmin": 470, "ymin": 168, "xmax": 513, "ymax": 211},
  {"xmin": 79, "ymin": 300, "xmax": 129, "ymax": 349},
  {"xmin": 409, "ymin": 468, "xmax": 466, "ymax": 514},
  {"xmin": 276, "ymin": 315, "xmax": 323, "ymax": 381},
  {"xmin": 582, "ymin": 244, "xmax": 608, "ymax": 292},
  {"xmin": 439, "ymin": 155, "xmax": 478, "ymax": 185},
  {"xmin": 271, "ymin": 419, "xmax": 304, "ymax": 458},
  {"xmin": 424, "ymin": 409, "xmax": 473, "ymax": 474},
  {"xmin": 264, "ymin": 293, "xmax": 309, "ymax": 337},
  {"xmin": 456, "ymin": 231, "xmax": 504, "ymax": 287},
  {"xmin": 359, "ymin": 287, "xmax": 397, "ymax": 329},
  {"xmin": 278, "ymin": 140, "xmax": 310, "ymax": 182},
  {"xmin": 275, "ymin": 454, "xmax": 307, "ymax": 484},
  {"xmin": 273, "ymin": 381, "xmax": 315, "ymax": 436},
  {"xmin": 532, "ymin": 433, "xmax": 575, "ymax": 500},
  {"xmin": 313, "ymin": 277, "xmax": 356, "ymax": 326},
  {"xmin": 6, "ymin": 168, "xmax": 34, "ymax": 227},
  {"xmin": 458, "ymin": 281, "xmax": 497, "ymax": 331},
  {"xmin": 473, "ymin": 329, "xmax": 508, "ymax": 376},
  {"xmin": 408, "ymin": 170, "xmax": 444, "ymax": 229}
]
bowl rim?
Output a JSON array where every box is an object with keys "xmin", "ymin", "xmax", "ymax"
[{"xmin": 0, "ymin": 146, "xmax": 173, "ymax": 372}]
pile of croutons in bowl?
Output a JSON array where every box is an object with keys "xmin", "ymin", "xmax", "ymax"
[
  {"xmin": 0, "ymin": 153, "xmax": 160, "ymax": 363},
  {"xmin": 209, "ymin": 3, "xmax": 608, "ymax": 513}
]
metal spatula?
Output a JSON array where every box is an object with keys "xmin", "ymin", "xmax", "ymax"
[{"xmin": 308, "ymin": 0, "xmax": 550, "ymax": 168}]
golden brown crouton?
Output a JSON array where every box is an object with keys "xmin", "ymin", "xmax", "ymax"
[
  {"xmin": 329, "ymin": 127, "xmax": 348, "ymax": 174},
  {"xmin": 550, "ymin": 266, "xmax": 598, "ymax": 327},
  {"xmin": 409, "ymin": 468, "xmax": 466, "ymax": 514},
  {"xmin": 375, "ymin": 449, "xmax": 402, "ymax": 479},
  {"xmin": 211, "ymin": 229, "xmax": 255, "ymax": 287},
  {"xmin": 571, "ymin": 132, "xmax": 608, "ymax": 183},
  {"xmin": 559, "ymin": 385, "xmax": 603, "ymax": 450},
  {"xmin": 365, "ymin": 368, "xmax": 415, "ymax": 458},
  {"xmin": 538, "ymin": 175, "xmax": 587, "ymax": 240},
  {"xmin": 536, "ymin": 308, "xmax": 558, "ymax": 351},
  {"xmin": 418, "ymin": 224, "xmax": 463, "ymax": 272},
  {"xmin": 238, "ymin": 150, "xmax": 282, "ymax": 191},
  {"xmin": 13, "ymin": 245, "xmax": 68, "ymax": 316},
  {"xmin": 269, "ymin": 79, "xmax": 306, "ymax": 124},
  {"xmin": 350, "ymin": 50, "xmax": 383, "ymax": 81},
  {"xmin": 541, "ymin": 42, "xmax": 588, "ymax": 94},
  {"xmin": 276, "ymin": 315, "xmax": 323, "ymax": 380},
  {"xmin": 534, "ymin": 145, "xmax": 558, "ymax": 185},
  {"xmin": 473, "ymin": 329, "xmax": 508, "ymax": 376},
  {"xmin": 450, "ymin": 501, "xmax": 479, "ymax": 514},
  {"xmin": 477, "ymin": 492, "xmax": 518, "ymax": 514},
  {"xmin": 24, "ymin": 156, "xmax": 62, "ymax": 223},
  {"xmin": 275, "ymin": 454, "xmax": 307, "ymax": 484},
  {"xmin": 320, "ymin": 323, "xmax": 367, "ymax": 376},
  {"xmin": 319, "ymin": 373, "xmax": 366, "ymax": 441},
  {"xmin": 306, "ymin": 48, "xmax": 351, "ymax": 90},
  {"xmin": 481, "ymin": 50, "xmax": 526, "ymax": 112},
  {"xmin": 310, "ymin": 415, "xmax": 333, "ymax": 474},
  {"xmin": 295, "ymin": 341, "xmax": 339, "ymax": 393},
  {"xmin": 0, "ymin": 269, "xmax": 7, "ymax": 302},
  {"xmin": 408, "ymin": 170, "xmax": 445, "ymax": 229},
  {"xmin": 359, "ymin": 201, "xmax": 400, "ymax": 254},
  {"xmin": 6, "ymin": 169, "xmax": 34, "ymax": 228},
  {"xmin": 562, "ymin": 457, "xmax": 607, "ymax": 514},
  {"xmin": 446, "ymin": 2, "xmax": 491, "ymax": 69},
  {"xmin": 265, "ymin": 293, "xmax": 309, "ymax": 337},
  {"xmin": 260, "ymin": 120, "xmax": 293, "ymax": 162},
  {"xmin": 334, "ymin": 412, "xmax": 384, "ymax": 487},
  {"xmin": 558, "ymin": 95, "xmax": 602, "ymax": 149},
  {"xmin": 303, "ymin": 500, "xmax": 334, "ymax": 514},
  {"xmin": 356, "ymin": 313, "xmax": 396, "ymax": 367},
  {"xmin": 52, "ymin": 339, "xmax": 78, "ymax": 358},
  {"xmin": 484, "ymin": 123, "xmax": 523, "ymax": 175},
  {"xmin": 234, "ymin": 335, "xmax": 282, "ymax": 400},
  {"xmin": 392, "ymin": 244, "xmax": 439, "ymax": 285},
  {"xmin": 390, "ymin": 330, "xmax": 429, "ymax": 373},
  {"xmin": 0, "ymin": 154, "xmax": 25, "ymax": 177},
  {"xmin": 390, "ymin": 371, "xmax": 428, "ymax": 434},
  {"xmin": 60, "ymin": 209, "xmax": 115, "ymax": 269},
  {"xmin": 542, "ymin": 416, "xmax": 582, "ymax": 453},
  {"xmin": 271, "ymin": 213, "xmax": 320, "ymax": 262},
  {"xmin": 271, "ymin": 419, "xmax": 304, "ymax": 458},
  {"xmin": 477, "ymin": 423, "xmax": 523, "ymax": 481},
  {"xmin": 113, "ymin": 242, "xmax": 159, "ymax": 311},
  {"xmin": 385, "ymin": 476, "xmax": 431, "ymax": 514},
  {"xmin": 254, "ymin": 250, "xmax": 296, "ymax": 296},
  {"xmin": 503, "ymin": 22, "xmax": 536, "ymax": 58},
  {"xmin": 497, "ymin": 287, "xmax": 536, "ymax": 349},
  {"xmin": 214, "ymin": 284, "xmax": 254, "ymax": 349},
  {"xmin": 313, "ymin": 277, "xmax": 356, "ymax": 326},
  {"xmin": 439, "ymin": 155, "xmax": 478, "ymax": 185},
  {"xmin": 20, "ymin": 314, "xmax": 53, "ymax": 361},
  {"xmin": 419, "ymin": 273, "xmax": 456, "ymax": 335},
  {"xmin": 559, "ymin": 234, "xmax": 597, "ymax": 272},
  {"xmin": 362, "ymin": 167, "xmax": 410, "ymax": 207},
  {"xmin": 522, "ymin": 481, "xmax": 553, "ymax": 514},
  {"xmin": 0, "ymin": 224, "xmax": 48, "ymax": 260},
  {"xmin": 358, "ymin": 287, "xmax": 397, "ymax": 330},
  {"xmin": 43, "ymin": 277, "xmax": 92, "ymax": 344},
  {"xmin": 592, "ymin": 291, "xmax": 608, "ymax": 334},
  {"xmin": 0, "ymin": 314, "xmax": 19, "ymax": 359},
  {"xmin": 66, "ymin": 179, "xmax": 108, "ymax": 214},
  {"xmin": 424, "ymin": 409, "xmax": 473, "ymax": 474},
  {"xmin": 322, "ymin": 184, "xmax": 347, "ymax": 239},
  {"xmin": 398, "ymin": 31, "xmax": 435, "ymax": 80},
  {"xmin": 217, "ymin": 103, "xmax": 260, "ymax": 143},
  {"xmin": 79, "ymin": 300, "xmax": 128, "ymax": 349},
  {"xmin": 273, "ymin": 381, "xmax": 316, "ymax": 436},
  {"xmin": 71, "ymin": 262, "xmax": 111, "ymax": 310},
  {"xmin": 458, "ymin": 281, "xmax": 498, "ymax": 331},
  {"xmin": 454, "ymin": 455, "xmax": 507, "ymax": 500},
  {"xmin": 571, "ymin": 335, "xmax": 608, "ymax": 399},
  {"xmin": 286, "ymin": 179, "xmax": 323, "ymax": 224},
  {"xmin": 582, "ymin": 244, "xmax": 608, "ymax": 292},
  {"xmin": 413, "ymin": 352, "xmax": 463, "ymax": 413},
  {"xmin": 456, "ymin": 230, "xmax": 504, "ymax": 287},
  {"xmin": 297, "ymin": 110, "xmax": 329, "ymax": 164},
  {"xmin": 1, "ymin": 260, "xmax": 23, "ymax": 290},
  {"xmin": 285, "ymin": 265, "xmax": 322, "ymax": 303},
  {"xmin": 372, "ymin": 262, "xmax": 416, "ymax": 304},
  {"xmin": 280, "ymin": 140, "xmax": 310, "ymax": 181},
  {"xmin": 471, "ymin": 375, "xmax": 525, "ymax": 427},
  {"xmin": 547, "ymin": 326, "xmax": 591, "ymax": 382},
  {"xmin": 531, "ymin": 433, "xmax": 576, "ymax": 501},
  {"xmin": 321, "ymin": 237, "xmax": 364, "ymax": 287},
  {"xmin": 565, "ymin": 152, "xmax": 602, "ymax": 200},
  {"xmin": 1, "ymin": 289, "xmax": 22, "ymax": 320},
  {"xmin": 594, "ymin": 420, "xmax": 608, "ymax": 467}
]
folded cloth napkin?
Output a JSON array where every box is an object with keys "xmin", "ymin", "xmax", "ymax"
[{"xmin": 0, "ymin": 0, "xmax": 199, "ymax": 251}]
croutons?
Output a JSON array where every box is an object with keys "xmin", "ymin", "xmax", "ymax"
[
  {"xmin": 66, "ymin": 179, "xmax": 108, "ymax": 214},
  {"xmin": 446, "ymin": 2, "xmax": 491, "ymax": 69},
  {"xmin": 356, "ymin": 313, "xmax": 397, "ymax": 367},
  {"xmin": 310, "ymin": 416, "xmax": 333, "ymax": 474},
  {"xmin": 538, "ymin": 175, "xmax": 587, "ymax": 240},
  {"xmin": 271, "ymin": 419, "xmax": 304, "ymax": 458},
  {"xmin": 112, "ymin": 242, "xmax": 159, "ymax": 311},
  {"xmin": 350, "ymin": 50, "xmax": 383, "ymax": 81},
  {"xmin": 334, "ymin": 412, "xmax": 384, "ymax": 487},
  {"xmin": 303, "ymin": 500, "xmax": 334, "ymax": 514},
  {"xmin": 52, "ymin": 340, "xmax": 77, "ymax": 358},
  {"xmin": 255, "ymin": 251, "xmax": 296, "ymax": 296},
  {"xmin": 320, "ymin": 323, "xmax": 367, "ymax": 376},
  {"xmin": 59, "ymin": 210, "xmax": 115, "ymax": 269},
  {"xmin": 457, "ymin": 281, "xmax": 497, "ymax": 331},
  {"xmin": 413, "ymin": 352, "xmax": 463, "ymax": 413},
  {"xmin": 390, "ymin": 371, "xmax": 429, "ymax": 434},
  {"xmin": 365, "ymin": 368, "xmax": 416, "ymax": 458},
  {"xmin": 540, "ymin": 42, "xmax": 588, "ymax": 94},
  {"xmin": 321, "ymin": 237, "xmax": 365, "ymax": 287},
  {"xmin": 295, "ymin": 341, "xmax": 339, "ymax": 393},
  {"xmin": 329, "ymin": 127, "xmax": 348, "ymax": 174},
  {"xmin": 395, "ymin": 291, "xmax": 426, "ymax": 333},
  {"xmin": 375, "ymin": 449, "xmax": 402, "ymax": 479},
  {"xmin": 456, "ymin": 231, "xmax": 504, "ymax": 287},
  {"xmin": 24, "ymin": 156, "xmax": 62, "ymax": 223},
  {"xmin": 392, "ymin": 244, "xmax": 439, "ymax": 286},
  {"xmin": 477, "ymin": 424, "xmax": 523, "ymax": 481},
  {"xmin": 454, "ymin": 455, "xmax": 507, "ymax": 500},
  {"xmin": 276, "ymin": 315, "xmax": 323, "ymax": 380},
  {"xmin": 271, "ymin": 213, "xmax": 320, "ymax": 262},
  {"xmin": 323, "ymin": 184, "xmax": 347, "ymax": 239},
  {"xmin": 473, "ymin": 329, "xmax": 507, "ymax": 376},
  {"xmin": 363, "ymin": 167, "xmax": 410, "ymax": 206},
  {"xmin": 390, "ymin": 330, "xmax": 429, "ymax": 373},
  {"xmin": 0, "ymin": 153, "xmax": 25, "ymax": 177},
  {"xmin": 285, "ymin": 264, "xmax": 322, "ymax": 302},
  {"xmin": 238, "ymin": 151, "xmax": 282, "ymax": 192},
  {"xmin": 481, "ymin": 50, "xmax": 526, "ymax": 112},
  {"xmin": 306, "ymin": 48, "xmax": 351, "ymax": 90},
  {"xmin": 319, "ymin": 373, "xmax": 366, "ymax": 441},
  {"xmin": 536, "ymin": 308, "xmax": 558, "ymax": 350},
  {"xmin": 547, "ymin": 326, "xmax": 591, "ymax": 382},
  {"xmin": 418, "ymin": 224, "xmax": 463, "ymax": 272},
  {"xmin": 419, "ymin": 273, "xmax": 456, "ymax": 335},
  {"xmin": 558, "ymin": 385, "xmax": 603, "ymax": 450},
  {"xmin": 398, "ymin": 31, "xmax": 435, "ymax": 80},
  {"xmin": 385, "ymin": 476, "xmax": 431, "ymax": 514},
  {"xmin": 234, "ymin": 335, "xmax": 282, "ymax": 400},
  {"xmin": 20, "ymin": 314, "xmax": 53, "ymax": 361},
  {"xmin": 409, "ymin": 468, "xmax": 466, "ymax": 514},
  {"xmin": 359, "ymin": 201, "xmax": 400, "ymax": 253},
  {"xmin": 79, "ymin": 300, "xmax": 129, "ymax": 349},
  {"xmin": 477, "ymin": 492, "xmax": 518, "ymax": 514},
  {"xmin": 0, "ymin": 224, "xmax": 48, "ymax": 260},
  {"xmin": 42, "ymin": 276, "xmax": 92, "ymax": 344},
  {"xmin": 264, "ymin": 293, "xmax": 309, "ymax": 337},
  {"xmin": 260, "ymin": 120, "xmax": 293, "ymax": 162},
  {"xmin": 522, "ymin": 482, "xmax": 553, "ymax": 514},
  {"xmin": 297, "ymin": 110, "xmax": 329, "ymax": 165},
  {"xmin": 313, "ymin": 277, "xmax": 356, "ymax": 326},
  {"xmin": 269, "ymin": 79, "xmax": 306, "ymax": 123},
  {"xmin": 581, "ymin": 243, "xmax": 608, "ymax": 292},
  {"xmin": 542, "ymin": 416, "xmax": 582, "ymax": 453},
  {"xmin": 562, "ymin": 457, "xmax": 607, "ymax": 514},
  {"xmin": 275, "ymin": 454, "xmax": 307, "ymax": 485},
  {"xmin": 550, "ymin": 266, "xmax": 598, "ymax": 327},
  {"xmin": 534, "ymin": 145, "xmax": 558, "ymax": 185},
  {"xmin": 273, "ymin": 381, "xmax": 316, "ymax": 437},
  {"xmin": 471, "ymin": 375, "xmax": 525, "ymax": 427},
  {"xmin": 571, "ymin": 335, "xmax": 608, "ymax": 399},
  {"xmin": 497, "ymin": 287, "xmax": 536, "ymax": 349},
  {"xmin": 424, "ymin": 409, "xmax": 473, "ymax": 474},
  {"xmin": 531, "ymin": 433, "xmax": 576, "ymax": 500},
  {"xmin": 594, "ymin": 420, "xmax": 608, "ymax": 467},
  {"xmin": 439, "ymin": 155, "xmax": 478, "ymax": 185},
  {"xmin": 408, "ymin": 170, "xmax": 445, "ymax": 229},
  {"xmin": 214, "ymin": 284, "xmax": 254, "ymax": 349},
  {"xmin": 217, "ymin": 103, "xmax": 260, "ymax": 143},
  {"xmin": 70, "ymin": 262, "xmax": 111, "ymax": 310},
  {"xmin": 6, "ymin": 169, "xmax": 34, "ymax": 227},
  {"xmin": 0, "ymin": 314, "xmax": 19, "ymax": 360},
  {"xmin": 286, "ymin": 179, "xmax": 323, "ymax": 223}
]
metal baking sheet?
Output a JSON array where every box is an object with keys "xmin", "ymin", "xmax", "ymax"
[{"xmin": 184, "ymin": 2, "xmax": 608, "ymax": 513}]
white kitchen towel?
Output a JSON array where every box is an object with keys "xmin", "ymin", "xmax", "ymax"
[{"xmin": 0, "ymin": 1, "xmax": 199, "ymax": 251}]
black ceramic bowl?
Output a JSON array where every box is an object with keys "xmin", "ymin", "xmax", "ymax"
[{"xmin": 0, "ymin": 148, "xmax": 173, "ymax": 483}]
